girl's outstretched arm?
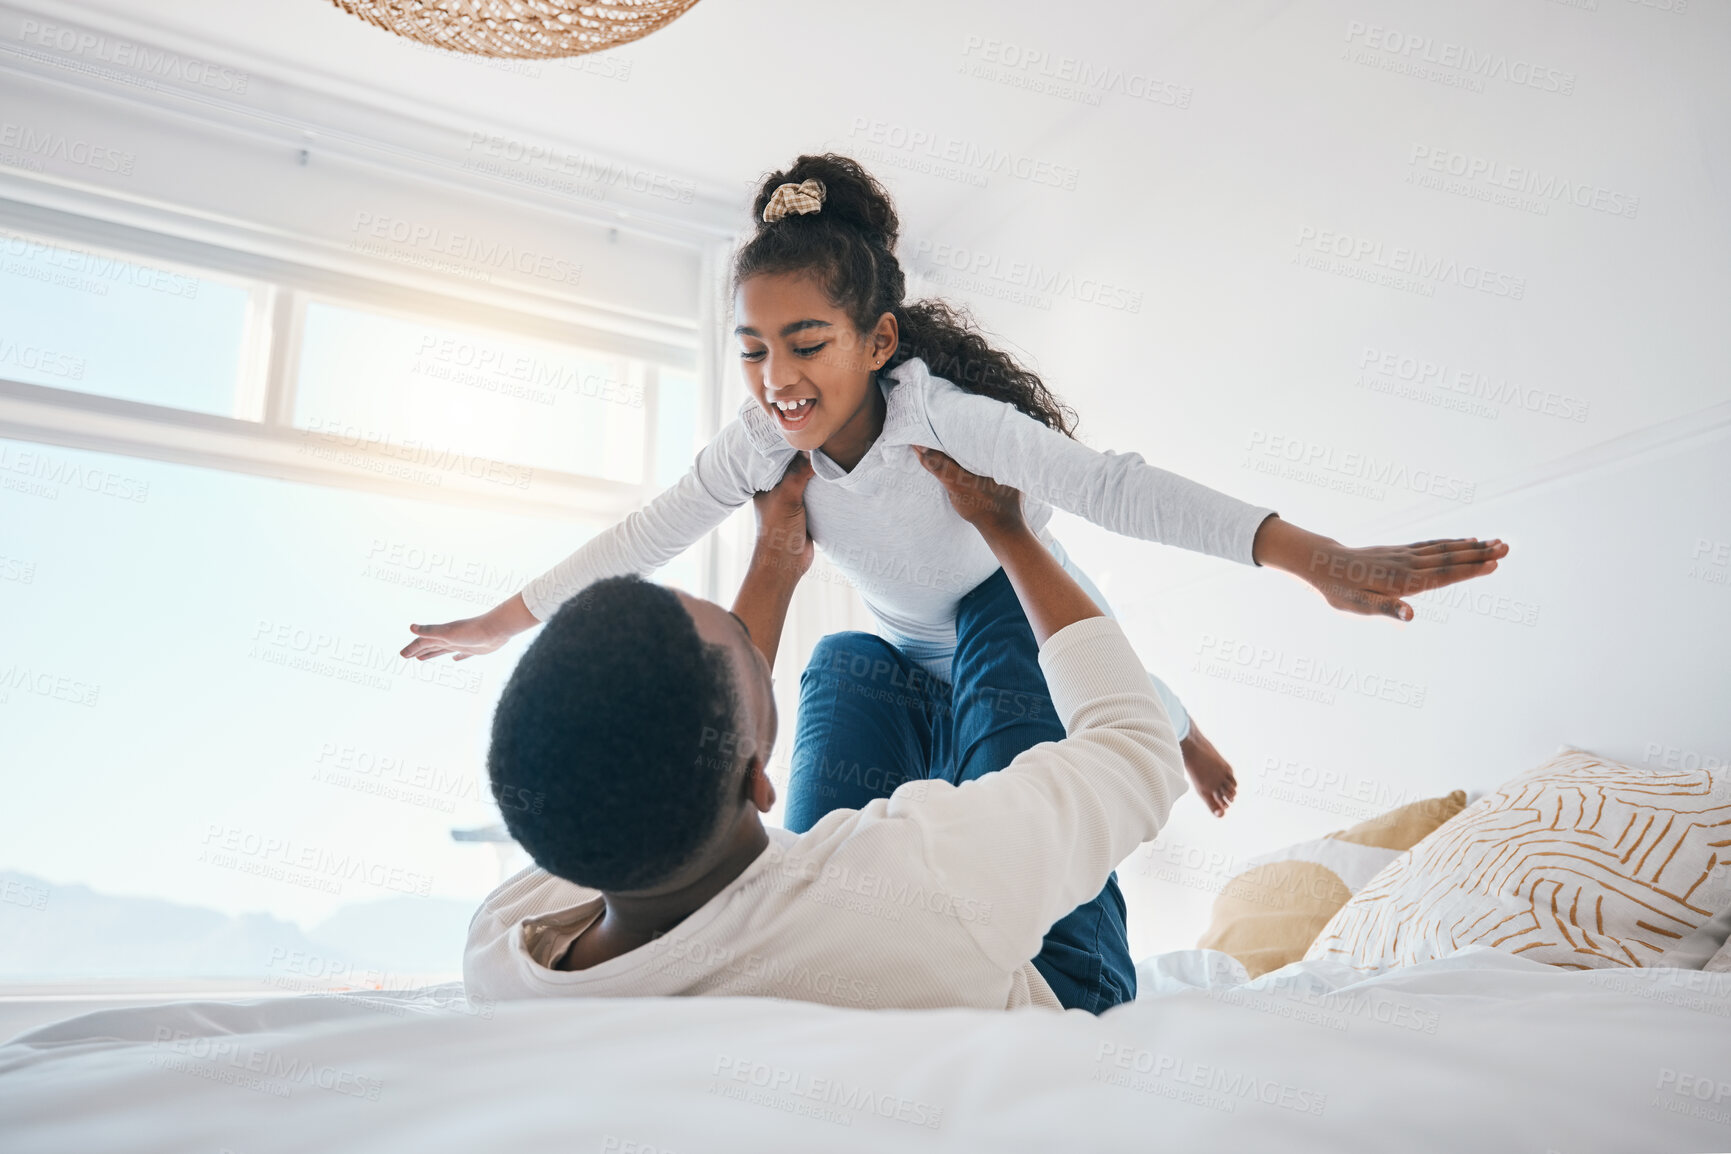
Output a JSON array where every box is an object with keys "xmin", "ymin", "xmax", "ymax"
[
  {"xmin": 918, "ymin": 373, "xmax": 1508, "ymax": 621},
  {"xmin": 401, "ymin": 590, "xmax": 539, "ymax": 663},
  {"xmin": 400, "ymin": 419, "xmax": 776, "ymax": 661},
  {"xmin": 1251, "ymin": 517, "xmax": 1507, "ymax": 621},
  {"xmin": 917, "ymin": 371, "xmax": 1273, "ymax": 564}
]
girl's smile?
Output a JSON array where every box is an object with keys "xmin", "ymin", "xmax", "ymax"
[{"xmin": 768, "ymin": 395, "xmax": 819, "ymax": 431}]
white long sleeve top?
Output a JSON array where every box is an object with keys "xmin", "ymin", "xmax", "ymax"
[
  {"xmin": 519, "ymin": 357, "xmax": 1276, "ymax": 643},
  {"xmin": 463, "ymin": 614, "xmax": 1187, "ymax": 1011}
]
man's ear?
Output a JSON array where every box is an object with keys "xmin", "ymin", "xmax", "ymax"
[{"xmin": 744, "ymin": 755, "xmax": 776, "ymax": 814}]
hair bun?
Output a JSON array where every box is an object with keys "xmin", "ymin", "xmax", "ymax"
[{"xmin": 752, "ymin": 153, "xmax": 899, "ymax": 251}]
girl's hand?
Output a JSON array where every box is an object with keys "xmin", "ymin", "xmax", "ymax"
[
  {"xmin": 751, "ymin": 452, "xmax": 816, "ymax": 578},
  {"xmin": 1253, "ymin": 517, "xmax": 1510, "ymax": 621},
  {"xmin": 400, "ymin": 593, "xmax": 537, "ymax": 661},
  {"xmin": 913, "ymin": 446, "xmax": 1026, "ymax": 536}
]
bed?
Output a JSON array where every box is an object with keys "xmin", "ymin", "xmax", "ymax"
[
  {"xmin": 7, "ymin": 749, "xmax": 1728, "ymax": 1152},
  {"xmin": 3, "ymin": 946, "xmax": 1729, "ymax": 1153}
]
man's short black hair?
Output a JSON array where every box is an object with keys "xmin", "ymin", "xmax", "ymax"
[{"xmin": 488, "ymin": 575, "xmax": 742, "ymax": 891}]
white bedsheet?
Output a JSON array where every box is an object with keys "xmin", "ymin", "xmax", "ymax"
[{"xmin": 2, "ymin": 947, "xmax": 1728, "ymax": 1153}]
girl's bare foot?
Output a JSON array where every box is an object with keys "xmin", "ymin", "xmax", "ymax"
[{"xmin": 1180, "ymin": 722, "xmax": 1236, "ymax": 817}]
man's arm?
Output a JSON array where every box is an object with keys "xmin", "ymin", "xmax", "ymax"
[
  {"xmin": 731, "ymin": 452, "xmax": 815, "ymax": 672},
  {"xmin": 902, "ymin": 448, "xmax": 1186, "ymax": 973}
]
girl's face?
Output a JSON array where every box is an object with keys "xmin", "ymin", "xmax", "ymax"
[{"xmin": 734, "ymin": 271, "xmax": 897, "ymax": 454}]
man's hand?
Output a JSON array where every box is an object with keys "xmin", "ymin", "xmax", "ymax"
[
  {"xmin": 733, "ymin": 453, "xmax": 816, "ymax": 671},
  {"xmin": 914, "ymin": 445, "xmax": 1104, "ymax": 646},
  {"xmin": 913, "ymin": 446, "xmax": 1026, "ymax": 538},
  {"xmin": 751, "ymin": 451, "xmax": 816, "ymax": 580},
  {"xmin": 1252, "ymin": 517, "xmax": 1509, "ymax": 622}
]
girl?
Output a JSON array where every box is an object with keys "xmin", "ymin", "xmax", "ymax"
[{"xmin": 401, "ymin": 152, "xmax": 1505, "ymax": 815}]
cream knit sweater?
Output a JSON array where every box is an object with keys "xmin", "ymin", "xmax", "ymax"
[{"xmin": 464, "ymin": 614, "xmax": 1186, "ymax": 1011}]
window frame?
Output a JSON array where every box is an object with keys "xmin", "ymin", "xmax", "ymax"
[{"xmin": 0, "ymin": 201, "xmax": 718, "ymax": 532}]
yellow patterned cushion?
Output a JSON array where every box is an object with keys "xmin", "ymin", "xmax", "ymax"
[
  {"xmin": 1196, "ymin": 792, "xmax": 1467, "ymax": 977},
  {"xmin": 1306, "ymin": 750, "xmax": 1731, "ymax": 971}
]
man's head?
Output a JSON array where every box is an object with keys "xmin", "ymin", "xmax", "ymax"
[{"xmin": 488, "ymin": 575, "xmax": 778, "ymax": 893}]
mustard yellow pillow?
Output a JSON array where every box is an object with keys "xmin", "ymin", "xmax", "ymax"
[
  {"xmin": 1331, "ymin": 792, "xmax": 1471, "ymax": 851},
  {"xmin": 1196, "ymin": 791, "xmax": 1467, "ymax": 978},
  {"xmin": 1307, "ymin": 751, "xmax": 1731, "ymax": 971}
]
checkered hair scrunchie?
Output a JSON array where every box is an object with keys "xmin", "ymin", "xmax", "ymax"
[{"xmin": 761, "ymin": 178, "xmax": 826, "ymax": 223}]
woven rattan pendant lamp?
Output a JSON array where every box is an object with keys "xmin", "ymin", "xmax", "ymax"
[{"xmin": 326, "ymin": 0, "xmax": 702, "ymax": 59}]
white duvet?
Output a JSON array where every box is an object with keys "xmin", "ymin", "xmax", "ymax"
[{"xmin": 2, "ymin": 947, "xmax": 1728, "ymax": 1153}]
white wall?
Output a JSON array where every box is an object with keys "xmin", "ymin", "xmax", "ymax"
[{"xmin": 879, "ymin": 2, "xmax": 1731, "ymax": 955}]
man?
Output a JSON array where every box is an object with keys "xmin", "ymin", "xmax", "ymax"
[{"xmin": 465, "ymin": 446, "xmax": 1186, "ymax": 1011}]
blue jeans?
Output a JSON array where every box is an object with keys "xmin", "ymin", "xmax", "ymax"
[{"xmin": 783, "ymin": 567, "xmax": 1137, "ymax": 1014}]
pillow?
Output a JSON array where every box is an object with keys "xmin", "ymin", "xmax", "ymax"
[
  {"xmin": 1655, "ymin": 902, "xmax": 1731, "ymax": 969},
  {"xmin": 1306, "ymin": 749, "xmax": 1731, "ymax": 971},
  {"xmin": 1195, "ymin": 791, "xmax": 1467, "ymax": 978},
  {"xmin": 1134, "ymin": 948, "xmax": 1250, "ymax": 997}
]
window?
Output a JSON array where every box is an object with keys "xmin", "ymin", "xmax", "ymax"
[
  {"xmin": 0, "ymin": 227, "xmax": 261, "ymax": 417},
  {"xmin": 0, "ymin": 222, "xmax": 702, "ymax": 511},
  {"xmin": 292, "ymin": 300, "xmax": 649, "ymax": 483},
  {"xmin": 0, "ymin": 214, "xmax": 713, "ymax": 985}
]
